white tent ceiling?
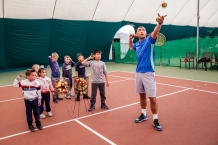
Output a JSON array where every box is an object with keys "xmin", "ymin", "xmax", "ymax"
[
  {"xmin": 0, "ymin": 0, "xmax": 2, "ymax": 18},
  {"xmin": 1, "ymin": 0, "xmax": 218, "ymax": 27}
]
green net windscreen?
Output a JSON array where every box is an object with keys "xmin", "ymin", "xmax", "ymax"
[{"xmin": 114, "ymin": 36, "xmax": 218, "ymax": 67}]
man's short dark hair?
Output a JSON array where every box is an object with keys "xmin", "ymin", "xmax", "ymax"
[
  {"xmin": 93, "ymin": 50, "xmax": 102, "ymax": 55},
  {"xmin": 137, "ymin": 26, "xmax": 146, "ymax": 31},
  {"xmin": 77, "ymin": 53, "xmax": 83, "ymax": 58},
  {"xmin": 25, "ymin": 69, "xmax": 35, "ymax": 76}
]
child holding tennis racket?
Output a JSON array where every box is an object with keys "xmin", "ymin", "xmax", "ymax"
[
  {"xmin": 13, "ymin": 69, "xmax": 43, "ymax": 132},
  {"xmin": 37, "ymin": 68, "xmax": 55, "ymax": 119},
  {"xmin": 62, "ymin": 55, "xmax": 75, "ymax": 99},
  {"xmin": 129, "ymin": 13, "xmax": 166, "ymax": 131},
  {"xmin": 48, "ymin": 52, "xmax": 63, "ymax": 103}
]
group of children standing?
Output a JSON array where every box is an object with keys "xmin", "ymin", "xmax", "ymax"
[{"xmin": 13, "ymin": 50, "xmax": 109, "ymax": 132}]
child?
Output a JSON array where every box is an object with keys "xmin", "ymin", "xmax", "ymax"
[
  {"xmin": 75, "ymin": 53, "xmax": 91, "ymax": 101},
  {"xmin": 48, "ymin": 52, "xmax": 63, "ymax": 103},
  {"xmin": 62, "ymin": 55, "xmax": 75, "ymax": 99},
  {"xmin": 33, "ymin": 64, "xmax": 46, "ymax": 110},
  {"xmin": 13, "ymin": 69, "xmax": 43, "ymax": 132},
  {"xmin": 37, "ymin": 68, "xmax": 55, "ymax": 119},
  {"xmin": 32, "ymin": 64, "xmax": 40, "ymax": 76},
  {"xmin": 82, "ymin": 50, "xmax": 109, "ymax": 111}
]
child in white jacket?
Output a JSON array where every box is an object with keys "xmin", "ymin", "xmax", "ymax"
[
  {"xmin": 13, "ymin": 69, "xmax": 43, "ymax": 132},
  {"xmin": 36, "ymin": 68, "xmax": 55, "ymax": 119}
]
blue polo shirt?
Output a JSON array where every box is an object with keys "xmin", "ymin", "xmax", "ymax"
[{"xmin": 132, "ymin": 36, "xmax": 156, "ymax": 73}]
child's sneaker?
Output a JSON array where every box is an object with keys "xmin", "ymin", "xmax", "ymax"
[
  {"xmin": 76, "ymin": 95, "xmax": 80, "ymax": 101},
  {"xmin": 101, "ymin": 104, "xmax": 109, "ymax": 109},
  {"xmin": 135, "ymin": 113, "xmax": 148, "ymax": 123},
  {"xmin": 57, "ymin": 97, "xmax": 63, "ymax": 100},
  {"xmin": 36, "ymin": 122, "xmax": 43, "ymax": 130},
  {"xmin": 40, "ymin": 114, "xmax": 46, "ymax": 119},
  {"xmin": 29, "ymin": 125, "xmax": 35, "ymax": 132},
  {"xmin": 47, "ymin": 112, "xmax": 52, "ymax": 117},
  {"xmin": 65, "ymin": 95, "xmax": 70, "ymax": 99},
  {"xmin": 83, "ymin": 94, "xmax": 91, "ymax": 99},
  {"xmin": 88, "ymin": 106, "xmax": 95, "ymax": 112},
  {"xmin": 53, "ymin": 98, "xmax": 58, "ymax": 103}
]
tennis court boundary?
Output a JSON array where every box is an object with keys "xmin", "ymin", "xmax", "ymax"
[
  {"xmin": 116, "ymin": 70, "xmax": 218, "ymax": 84},
  {"xmin": 108, "ymin": 74, "xmax": 218, "ymax": 95},
  {"xmin": 0, "ymin": 88, "xmax": 189, "ymax": 141}
]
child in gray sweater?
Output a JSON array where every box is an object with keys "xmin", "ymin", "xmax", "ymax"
[{"xmin": 82, "ymin": 50, "xmax": 109, "ymax": 111}]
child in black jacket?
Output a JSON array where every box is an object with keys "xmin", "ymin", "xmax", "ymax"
[{"xmin": 62, "ymin": 55, "xmax": 75, "ymax": 99}]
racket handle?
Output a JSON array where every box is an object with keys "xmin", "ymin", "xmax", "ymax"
[{"xmin": 18, "ymin": 73, "xmax": 25, "ymax": 78}]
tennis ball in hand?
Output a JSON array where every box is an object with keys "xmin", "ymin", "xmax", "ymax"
[
  {"xmin": 156, "ymin": 17, "xmax": 162, "ymax": 22},
  {"xmin": 162, "ymin": 2, "xmax": 167, "ymax": 8}
]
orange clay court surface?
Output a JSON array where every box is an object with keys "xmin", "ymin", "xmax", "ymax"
[{"xmin": 0, "ymin": 71, "xmax": 218, "ymax": 145}]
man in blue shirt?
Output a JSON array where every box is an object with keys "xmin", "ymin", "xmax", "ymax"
[{"xmin": 129, "ymin": 14, "xmax": 166, "ymax": 131}]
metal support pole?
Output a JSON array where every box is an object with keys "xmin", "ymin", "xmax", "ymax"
[{"xmin": 196, "ymin": 0, "xmax": 200, "ymax": 70}]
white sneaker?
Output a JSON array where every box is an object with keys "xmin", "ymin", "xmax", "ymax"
[
  {"xmin": 47, "ymin": 112, "xmax": 52, "ymax": 117},
  {"xmin": 40, "ymin": 114, "xmax": 46, "ymax": 119},
  {"xmin": 66, "ymin": 95, "xmax": 72, "ymax": 99}
]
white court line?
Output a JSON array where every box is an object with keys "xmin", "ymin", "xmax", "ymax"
[
  {"xmin": 0, "ymin": 88, "xmax": 189, "ymax": 141},
  {"xmin": 78, "ymin": 88, "xmax": 190, "ymax": 120},
  {"xmin": 109, "ymin": 78, "xmax": 132, "ymax": 84},
  {"xmin": 116, "ymin": 70, "xmax": 218, "ymax": 84},
  {"xmin": 0, "ymin": 97, "xmax": 23, "ymax": 103},
  {"xmin": 0, "ymin": 85, "xmax": 12, "ymax": 88},
  {"xmin": 2, "ymin": 73, "xmax": 217, "ymax": 103},
  {"xmin": 0, "ymin": 78, "xmax": 131, "ymax": 103},
  {"xmin": 191, "ymin": 88, "xmax": 218, "ymax": 95},
  {"xmin": 75, "ymin": 119, "xmax": 116, "ymax": 145},
  {"xmin": 0, "ymin": 71, "xmax": 119, "ymax": 88},
  {"xmin": 0, "ymin": 119, "xmax": 75, "ymax": 141},
  {"xmin": 108, "ymin": 74, "xmax": 218, "ymax": 95},
  {"xmin": 108, "ymin": 74, "xmax": 188, "ymax": 89}
]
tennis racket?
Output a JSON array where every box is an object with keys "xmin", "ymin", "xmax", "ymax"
[
  {"xmin": 156, "ymin": 33, "xmax": 166, "ymax": 46},
  {"xmin": 147, "ymin": 33, "xmax": 166, "ymax": 46},
  {"xmin": 46, "ymin": 65, "xmax": 52, "ymax": 78}
]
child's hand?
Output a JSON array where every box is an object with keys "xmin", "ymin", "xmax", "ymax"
[
  {"xmin": 106, "ymin": 82, "xmax": 109, "ymax": 87},
  {"xmin": 89, "ymin": 56, "xmax": 94, "ymax": 60},
  {"xmin": 38, "ymin": 101, "xmax": 41, "ymax": 106},
  {"xmin": 89, "ymin": 53, "xmax": 94, "ymax": 59},
  {"xmin": 51, "ymin": 92, "xmax": 54, "ymax": 96}
]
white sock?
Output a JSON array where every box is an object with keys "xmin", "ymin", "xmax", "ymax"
[
  {"xmin": 153, "ymin": 114, "xmax": 158, "ymax": 120},
  {"xmin": 141, "ymin": 109, "xmax": 146, "ymax": 116}
]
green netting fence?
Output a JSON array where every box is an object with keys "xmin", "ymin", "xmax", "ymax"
[{"xmin": 114, "ymin": 36, "xmax": 218, "ymax": 68}]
